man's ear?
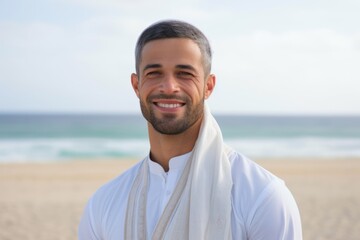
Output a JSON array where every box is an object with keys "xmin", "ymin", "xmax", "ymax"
[
  {"xmin": 131, "ymin": 73, "xmax": 140, "ymax": 98},
  {"xmin": 205, "ymin": 74, "xmax": 216, "ymax": 99}
]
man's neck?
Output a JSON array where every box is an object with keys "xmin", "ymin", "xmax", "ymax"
[{"xmin": 147, "ymin": 118, "xmax": 202, "ymax": 172}]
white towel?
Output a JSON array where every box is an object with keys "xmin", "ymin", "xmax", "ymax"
[{"xmin": 125, "ymin": 104, "xmax": 233, "ymax": 240}]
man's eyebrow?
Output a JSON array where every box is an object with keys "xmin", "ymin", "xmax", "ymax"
[
  {"xmin": 143, "ymin": 64, "xmax": 162, "ymax": 72},
  {"xmin": 142, "ymin": 64, "xmax": 197, "ymax": 73},
  {"xmin": 176, "ymin": 64, "xmax": 197, "ymax": 72}
]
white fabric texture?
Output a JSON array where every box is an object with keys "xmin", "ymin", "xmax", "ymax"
[
  {"xmin": 125, "ymin": 104, "xmax": 232, "ymax": 240},
  {"xmin": 78, "ymin": 109, "xmax": 303, "ymax": 240},
  {"xmin": 78, "ymin": 153, "xmax": 302, "ymax": 240}
]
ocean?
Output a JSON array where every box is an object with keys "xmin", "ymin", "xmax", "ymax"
[{"xmin": 0, "ymin": 114, "xmax": 359, "ymax": 162}]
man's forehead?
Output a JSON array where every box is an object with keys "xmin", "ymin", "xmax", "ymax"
[
  {"xmin": 141, "ymin": 38, "xmax": 200, "ymax": 53},
  {"xmin": 139, "ymin": 38, "xmax": 204, "ymax": 73}
]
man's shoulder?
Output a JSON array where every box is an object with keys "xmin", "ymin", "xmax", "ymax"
[
  {"xmin": 228, "ymin": 151, "xmax": 302, "ymax": 238},
  {"xmin": 229, "ymin": 152, "xmax": 283, "ymax": 207},
  {"xmin": 89, "ymin": 159, "xmax": 144, "ymax": 205},
  {"xmin": 228, "ymin": 151, "xmax": 299, "ymax": 221},
  {"xmin": 228, "ymin": 150, "xmax": 280, "ymax": 185},
  {"xmin": 79, "ymin": 160, "xmax": 146, "ymax": 238}
]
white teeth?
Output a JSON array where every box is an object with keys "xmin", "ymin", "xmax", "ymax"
[{"xmin": 157, "ymin": 103, "xmax": 182, "ymax": 108}]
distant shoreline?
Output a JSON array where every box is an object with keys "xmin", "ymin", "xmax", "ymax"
[{"xmin": 1, "ymin": 114, "xmax": 359, "ymax": 161}]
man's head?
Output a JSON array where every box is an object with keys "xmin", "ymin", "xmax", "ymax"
[
  {"xmin": 135, "ymin": 20, "xmax": 212, "ymax": 77},
  {"xmin": 131, "ymin": 20, "xmax": 215, "ymax": 135}
]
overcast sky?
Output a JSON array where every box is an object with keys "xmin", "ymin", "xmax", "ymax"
[{"xmin": 1, "ymin": 0, "xmax": 359, "ymax": 115}]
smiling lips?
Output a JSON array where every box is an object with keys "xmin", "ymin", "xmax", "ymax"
[
  {"xmin": 156, "ymin": 102, "xmax": 183, "ymax": 108},
  {"xmin": 154, "ymin": 100, "xmax": 185, "ymax": 110}
]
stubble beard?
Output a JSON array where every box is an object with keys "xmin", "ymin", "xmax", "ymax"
[{"xmin": 140, "ymin": 94, "xmax": 204, "ymax": 135}]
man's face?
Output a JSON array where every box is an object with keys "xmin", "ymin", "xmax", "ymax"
[{"xmin": 131, "ymin": 38, "xmax": 214, "ymax": 135}]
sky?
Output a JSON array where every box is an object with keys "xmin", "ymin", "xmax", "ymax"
[{"xmin": 1, "ymin": 0, "xmax": 359, "ymax": 115}]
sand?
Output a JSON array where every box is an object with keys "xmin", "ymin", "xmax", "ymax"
[{"xmin": 1, "ymin": 158, "xmax": 360, "ymax": 240}]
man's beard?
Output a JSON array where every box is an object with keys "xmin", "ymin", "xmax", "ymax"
[{"xmin": 140, "ymin": 94, "xmax": 204, "ymax": 135}]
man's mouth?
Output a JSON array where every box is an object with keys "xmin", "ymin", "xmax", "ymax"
[
  {"xmin": 149, "ymin": 95, "xmax": 187, "ymax": 111},
  {"xmin": 155, "ymin": 102, "xmax": 184, "ymax": 108}
]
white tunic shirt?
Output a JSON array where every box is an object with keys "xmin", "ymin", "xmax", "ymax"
[{"xmin": 79, "ymin": 151, "xmax": 302, "ymax": 239}]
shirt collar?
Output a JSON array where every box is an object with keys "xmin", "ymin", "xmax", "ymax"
[{"xmin": 148, "ymin": 151, "xmax": 192, "ymax": 176}]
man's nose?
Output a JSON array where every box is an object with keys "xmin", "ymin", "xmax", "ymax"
[{"xmin": 160, "ymin": 74, "xmax": 180, "ymax": 94}]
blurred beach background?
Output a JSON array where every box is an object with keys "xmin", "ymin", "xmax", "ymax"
[
  {"xmin": 1, "ymin": 0, "xmax": 360, "ymax": 239},
  {"xmin": 1, "ymin": 114, "xmax": 360, "ymax": 162}
]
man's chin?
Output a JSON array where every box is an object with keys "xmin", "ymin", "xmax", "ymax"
[{"xmin": 151, "ymin": 119, "xmax": 188, "ymax": 135}]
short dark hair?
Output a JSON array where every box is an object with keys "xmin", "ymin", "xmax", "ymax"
[{"xmin": 135, "ymin": 20, "xmax": 212, "ymax": 76}]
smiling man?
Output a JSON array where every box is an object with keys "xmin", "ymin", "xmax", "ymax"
[{"xmin": 79, "ymin": 20, "xmax": 302, "ymax": 240}]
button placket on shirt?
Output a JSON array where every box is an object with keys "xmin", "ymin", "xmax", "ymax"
[{"xmin": 160, "ymin": 170, "xmax": 178, "ymax": 212}]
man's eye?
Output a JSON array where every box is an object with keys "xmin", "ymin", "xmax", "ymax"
[
  {"xmin": 146, "ymin": 71, "xmax": 161, "ymax": 77},
  {"xmin": 178, "ymin": 72, "xmax": 193, "ymax": 78}
]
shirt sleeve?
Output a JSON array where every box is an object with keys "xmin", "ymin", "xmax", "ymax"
[
  {"xmin": 247, "ymin": 180, "xmax": 302, "ymax": 240},
  {"xmin": 78, "ymin": 197, "xmax": 101, "ymax": 240}
]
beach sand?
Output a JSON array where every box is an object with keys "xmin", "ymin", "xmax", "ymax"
[{"xmin": 1, "ymin": 158, "xmax": 359, "ymax": 240}]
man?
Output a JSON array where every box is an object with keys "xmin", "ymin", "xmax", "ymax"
[{"xmin": 79, "ymin": 20, "xmax": 302, "ymax": 240}]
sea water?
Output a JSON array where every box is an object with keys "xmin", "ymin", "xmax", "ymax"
[{"xmin": 0, "ymin": 114, "xmax": 359, "ymax": 162}]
